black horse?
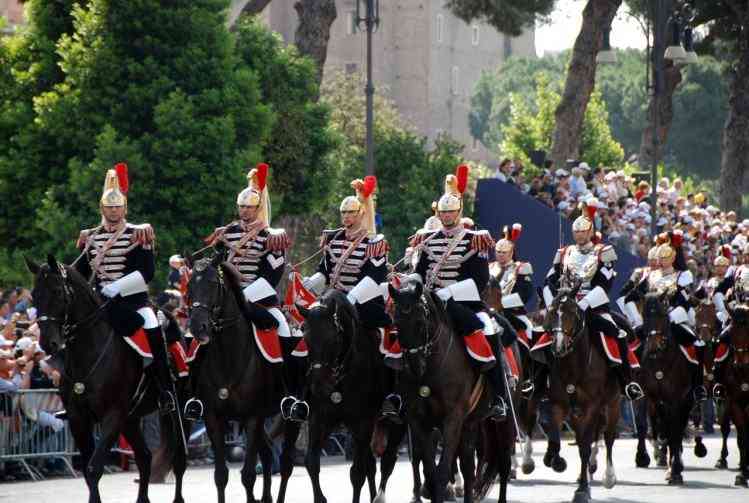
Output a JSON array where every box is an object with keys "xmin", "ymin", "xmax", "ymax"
[
  {"xmin": 722, "ymin": 304, "xmax": 749, "ymax": 487},
  {"xmin": 27, "ymin": 255, "xmax": 187, "ymax": 503},
  {"xmin": 185, "ymin": 255, "xmax": 299, "ymax": 503},
  {"xmin": 388, "ymin": 280, "xmax": 515, "ymax": 503},
  {"xmin": 542, "ymin": 282, "xmax": 621, "ymax": 503},
  {"xmin": 635, "ymin": 292, "xmax": 699, "ymax": 485},
  {"xmin": 293, "ymin": 289, "xmax": 404, "ymax": 503}
]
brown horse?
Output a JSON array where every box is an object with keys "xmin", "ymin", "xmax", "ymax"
[
  {"xmin": 723, "ymin": 304, "xmax": 749, "ymax": 487},
  {"xmin": 483, "ymin": 279, "xmax": 567, "ymax": 476},
  {"xmin": 542, "ymin": 282, "xmax": 621, "ymax": 503},
  {"xmin": 635, "ymin": 292, "xmax": 698, "ymax": 485},
  {"xmin": 694, "ymin": 299, "xmax": 731, "ymax": 468}
]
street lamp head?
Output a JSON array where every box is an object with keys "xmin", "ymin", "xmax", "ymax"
[
  {"xmin": 664, "ymin": 17, "xmax": 686, "ymax": 61},
  {"xmin": 596, "ymin": 25, "xmax": 617, "ymax": 64},
  {"xmin": 682, "ymin": 27, "xmax": 698, "ymax": 64}
]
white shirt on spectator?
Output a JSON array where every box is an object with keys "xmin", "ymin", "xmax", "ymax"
[{"xmin": 570, "ymin": 175, "xmax": 588, "ymax": 197}]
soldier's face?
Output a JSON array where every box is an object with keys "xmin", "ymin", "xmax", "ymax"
[
  {"xmin": 341, "ymin": 210, "xmax": 362, "ymax": 230},
  {"xmin": 659, "ymin": 256, "xmax": 674, "ymax": 269},
  {"xmin": 496, "ymin": 249, "xmax": 512, "ymax": 265},
  {"xmin": 438, "ymin": 210, "xmax": 460, "ymax": 228},
  {"xmin": 648, "ymin": 258, "xmax": 659, "ymax": 269},
  {"xmin": 715, "ymin": 264, "xmax": 728, "ymax": 277},
  {"xmin": 238, "ymin": 205, "xmax": 259, "ymax": 222},
  {"xmin": 101, "ymin": 205, "xmax": 125, "ymax": 225},
  {"xmin": 573, "ymin": 229, "xmax": 591, "ymax": 246}
]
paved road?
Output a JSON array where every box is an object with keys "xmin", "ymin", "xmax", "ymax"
[{"xmin": 2, "ymin": 436, "xmax": 747, "ymax": 503}]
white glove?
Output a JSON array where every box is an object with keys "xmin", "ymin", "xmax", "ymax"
[
  {"xmin": 717, "ymin": 310, "xmax": 729, "ymax": 324},
  {"xmin": 101, "ymin": 282, "xmax": 120, "ymax": 298}
]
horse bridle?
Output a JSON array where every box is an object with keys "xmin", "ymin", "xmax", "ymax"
[
  {"xmin": 36, "ymin": 264, "xmax": 108, "ymax": 345},
  {"xmin": 189, "ymin": 262, "xmax": 239, "ymax": 334},
  {"xmin": 307, "ymin": 303, "xmax": 352, "ymax": 383},
  {"xmin": 549, "ymin": 291, "xmax": 586, "ymax": 358}
]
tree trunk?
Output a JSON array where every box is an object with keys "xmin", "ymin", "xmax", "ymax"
[
  {"xmin": 719, "ymin": 34, "xmax": 749, "ymax": 215},
  {"xmin": 228, "ymin": 0, "xmax": 273, "ymax": 28},
  {"xmin": 294, "ymin": 0, "xmax": 337, "ymax": 96},
  {"xmin": 638, "ymin": 62, "xmax": 683, "ymax": 167},
  {"xmin": 550, "ymin": 0, "xmax": 622, "ymax": 169}
]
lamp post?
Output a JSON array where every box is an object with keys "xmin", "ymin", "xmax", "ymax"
[{"xmin": 356, "ymin": 0, "xmax": 380, "ymax": 177}]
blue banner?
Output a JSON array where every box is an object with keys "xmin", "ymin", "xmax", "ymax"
[{"xmin": 475, "ymin": 179, "xmax": 644, "ymax": 310}]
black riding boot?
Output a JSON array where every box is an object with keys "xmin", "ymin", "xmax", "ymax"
[
  {"xmin": 379, "ymin": 366, "xmax": 403, "ymax": 424},
  {"xmin": 520, "ymin": 362, "xmax": 548, "ymax": 398},
  {"xmin": 615, "ymin": 336, "xmax": 645, "ymax": 401},
  {"xmin": 145, "ymin": 327, "xmax": 177, "ymax": 415},
  {"xmin": 184, "ymin": 347, "xmax": 204, "ymax": 421},
  {"xmin": 693, "ymin": 344, "xmax": 707, "ymax": 402},
  {"xmin": 483, "ymin": 359, "xmax": 508, "ymax": 421},
  {"xmin": 279, "ymin": 337, "xmax": 309, "ymax": 422}
]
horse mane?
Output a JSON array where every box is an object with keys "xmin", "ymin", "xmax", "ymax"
[
  {"xmin": 62, "ymin": 264, "xmax": 100, "ymax": 307},
  {"xmin": 319, "ymin": 289, "xmax": 359, "ymax": 326},
  {"xmin": 218, "ymin": 261, "xmax": 247, "ymax": 312}
]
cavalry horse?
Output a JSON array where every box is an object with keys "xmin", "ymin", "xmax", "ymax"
[
  {"xmin": 389, "ymin": 280, "xmax": 515, "ymax": 503},
  {"xmin": 27, "ymin": 255, "xmax": 188, "ymax": 503},
  {"xmin": 722, "ymin": 304, "xmax": 749, "ymax": 486},
  {"xmin": 542, "ymin": 280, "xmax": 621, "ymax": 503},
  {"xmin": 293, "ymin": 289, "xmax": 404, "ymax": 503},
  {"xmin": 185, "ymin": 254, "xmax": 299, "ymax": 503},
  {"xmin": 635, "ymin": 292, "xmax": 701, "ymax": 484},
  {"xmin": 483, "ymin": 277, "xmax": 567, "ymax": 478}
]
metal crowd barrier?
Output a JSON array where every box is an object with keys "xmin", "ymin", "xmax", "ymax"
[{"xmin": 0, "ymin": 389, "xmax": 77, "ymax": 480}]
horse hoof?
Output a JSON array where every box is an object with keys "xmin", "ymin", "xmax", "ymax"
[
  {"xmin": 603, "ymin": 467, "xmax": 617, "ymax": 489},
  {"xmin": 543, "ymin": 452, "xmax": 553, "ymax": 467},
  {"xmin": 445, "ymin": 484, "xmax": 456, "ymax": 501},
  {"xmin": 668, "ymin": 474, "xmax": 684, "ymax": 485},
  {"xmin": 694, "ymin": 442, "xmax": 707, "ymax": 458},
  {"xmin": 521, "ymin": 460, "xmax": 535, "ymax": 474},
  {"xmin": 261, "ymin": 497, "xmax": 273, "ymax": 503},
  {"xmin": 420, "ymin": 485, "xmax": 431, "ymax": 500},
  {"xmin": 571, "ymin": 488, "xmax": 591, "ymax": 503},
  {"xmin": 373, "ymin": 489, "xmax": 386, "ymax": 503},
  {"xmin": 715, "ymin": 459, "xmax": 728, "ymax": 470},
  {"xmin": 735, "ymin": 475, "xmax": 748, "ymax": 487},
  {"xmin": 552, "ymin": 456, "xmax": 568, "ymax": 473},
  {"xmin": 589, "ymin": 462, "xmax": 597, "ymax": 475},
  {"xmin": 510, "ymin": 468, "xmax": 517, "ymax": 480},
  {"xmin": 635, "ymin": 451, "xmax": 651, "ymax": 468}
]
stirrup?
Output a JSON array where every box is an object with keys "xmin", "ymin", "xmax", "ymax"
[
  {"xmin": 380, "ymin": 394, "xmax": 403, "ymax": 424},
  {"xmin": 159, "ymin": 391, "xmax": 177, "ymax": 415},
  {"xmin": 280, "ymin": 396, "xmax": 297, "ymax": 421},
  {"xmin": 624, "ymin": 382, "xmax": 645, "ymax": 401},
  {"xmin": 693, "ymin": 385, "xmax": 708, "ymax": 403},
  {"xmin": 184, "ymin": 398, "xmax": 204, "ymax": 422},
  {"xmin": 519, "ymin": 380, "xmax": 534, "ymax": 396},
  {"xmin": 712, "ymin": 383, "xmax": 726, "ymax": 400},
  {"xmin": 489, "ymin": 396, "xmax": 508, "ymax": 422},
  {"xmin": 54, "ymin": 410, "xmax": 68, "ymax": 421},
  {"xmin": 289, "ymin": 400, "xmax": 309, "ymax": 422}
]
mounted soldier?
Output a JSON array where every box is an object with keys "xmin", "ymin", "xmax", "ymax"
[
  {"xmin": 627, "ymin": 231, "xmax": 707, "ymax": 402},
  {"xmin": 75, "ymin": 163, "xmax": 176, "ymax": 414},
  {"xmin": 184, "ymin": 163, "xmax": 296, "ymax": 421},
  {"xmin": 396, "ymin": 164, "xmax": 509, "ymax": 420},
  {"xmin": 533, "ymin": 199, "xmax": 644, "ymax": 401},
  {"xmin": 712, "ymin": 243, "xmax": 749, "ymax": 399},
  {"xmin": 299, "ymin": 176, "xmax": 398, "ymax": 422}
]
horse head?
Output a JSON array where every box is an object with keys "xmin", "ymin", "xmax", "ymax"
[
  {"xmin": 186, "ymin": 253, "xmax": 228, "ymax": 344},
  {"xmin": 26, "ymin": 254, "xmax": 93, "ymax": 356},
  {"xmin": 728, "ymin": 304, "xmax": 749, "ymax": 367},
  {"xmin": 388, "ymin": 279, "xmax": 432, "ymax": 379},
  {"xmin": 544, "ymin": 282, "xmax": 584, "ymax": 357},
  {"xmin": 296, "ymin": 290, "xmax": 357, "ymax": 399},
  {"xmin": 643, "ymin": 291, "xmax": 671, "ymax": 354},
  {"xmin": 483, "ymin": 274, "xmax": 502, "ymax": 312},
  {"xmin": 694, "ymin": 298, "xmax": 718, "ymax": 345}
]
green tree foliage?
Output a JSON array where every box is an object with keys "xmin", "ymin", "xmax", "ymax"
[
  {"xmin": 472, "ymin": 50, "xmax": 727, "ymax": 178},
  {"xmin": 233, "ymin": 17, "xmax": 337, "ymax": 217},
  {"xmin": 446, "ymin": 0, "xmax": 555, "ymax": 36},
  {"xmin": 500, "ymin": 74, "xmax": 624, "ymax": 169}
]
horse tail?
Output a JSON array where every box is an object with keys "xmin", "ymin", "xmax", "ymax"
[{"xmin": 473, "ymin": 422, "xmax": 501, "ymax": 501}]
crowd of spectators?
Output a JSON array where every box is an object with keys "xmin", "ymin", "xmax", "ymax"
[{"xmin": 494, "ymin": 158, "xmax": 749, "ymax": 282}]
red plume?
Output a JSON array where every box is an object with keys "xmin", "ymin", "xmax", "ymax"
[
  {"xmin": 721, "ymin": 245, "xmax": 732, "ymax": 259},
  {"xmin": 362, "ymin": 176, "xmax": 377, "ymax": 198},
  {"xmin": 114, "ymin": 163, "xmax": 129, "ymax": 195},
  {"xmin": 585, "ymin": 203, "xmax": 597, "ymax": 221},
  {"xmin": 671, "ymin": 230, "xmax": 684, "ymax": 248},
  {"xmin": 456, "ymin": 164, "xmax": 469, "ymax": 194},
  {"xmin": 510, "ymin": 223, "xmax": 522, "ymax": 242},
  {"xmin": 255, "ymin": 163, "xmax": 269, "ymax": 191}
]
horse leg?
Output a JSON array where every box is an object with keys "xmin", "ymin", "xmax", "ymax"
[
  {"xmin": 544, "ymin": 403, "xmax": 567, "ymax": 473},
  {"xmin": 717, "ymin": 409, "xmax": 731, "ymax": 469},
  {"xmin": 571, "ymin": 417, "xmax": 593, "ymax": 503},
  {"xmin": 170, "ymin": 418, "xmax": 189, "ymax": 503},
  {"xmin": 434, "ymin": 417, "xmax": 463, "ymax": 503},
  {"xmin": 635, "ymin": 400, "xmax": 651, "ymax": 468},
  {"xmin": 376, "ymin": 422, "xmax": 407, "ymax": 503},
  {"xmin": 411, "ymin": 425, "xmax": 437, "ymax": 503},
  {"xmin": 67, "ymin": 413, "xmax": 96, "ymax": 503},
  {"xmin": 457, "ymin": 430, "xmax": 475, "ymax": 503},
  {"xmin": 239, "ymin": 416, "xmax": 263, "ymax": 503},
  {"xmin": 206, "ymin": 413, "xmax": 229, "ymax": 503},
  {"xmin": 735, "ymin": 419, "xmax": 749, "ymax": 487},
  {"xmin": 668, "ymin": 404, "xmax": 689, "ymax": 485},
  {"xmin": 602, "ymin": 400, "xmax": 619, "ymax": 490},
  {"xmin": 410, "ymin": 429, "xmax": 424, "ymax": 503},
  {"xmin": 122, "ymin": 417, "xmax": 152, "ymax": 503},
  {"xmin": 349, "ymin": 422, "xmax": 375, "ymax": 503},
  {"xmin": 277, "ymin": 420, "xmax": 301, "ymax": 503},
  {"xmin": 305, "ymin": 416, "xmax": 329, "ymax": 503},
  {"xmin": 85, "ymin": 410, "xmax": 127, "ymax": 503}
]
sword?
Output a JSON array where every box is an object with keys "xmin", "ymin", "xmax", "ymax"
[{"xmin": 500, "ymin": 349, "xmax": 525, "ymax": 443}]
